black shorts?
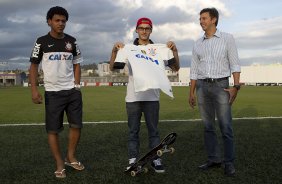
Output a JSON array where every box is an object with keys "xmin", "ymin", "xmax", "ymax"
[{"xmin": 44, "ymin": 88, "xmax": 83, "ymax": 133}]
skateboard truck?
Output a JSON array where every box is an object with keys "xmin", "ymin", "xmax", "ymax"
[
  {"xmin": 157, "ymin": 145, "xmax": 175, "ymax": 157},
  {"xmin": 130, "ymin": 166, "xmax": 148, "ymax": 177}
]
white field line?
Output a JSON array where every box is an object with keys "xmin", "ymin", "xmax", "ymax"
[{"xmin": 0, "ymin": 116, "xmax": 282, "ymax": 127}]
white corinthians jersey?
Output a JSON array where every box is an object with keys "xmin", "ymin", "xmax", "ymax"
[
  {"xmin": 30, "ymin": 33, "xmax": 83, "ymax": 91},
  {"xmin": 114, "ymin": 44, "xmax": 174, "ymax": 101}
]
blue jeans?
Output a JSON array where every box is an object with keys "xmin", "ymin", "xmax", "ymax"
[
  {"xmin": 126, "ymin": 101, "xmax": 160, "ymax": 159},
  {"xmin": 196, "ymin": 79, "xmax": 234, "ymax": 163}
]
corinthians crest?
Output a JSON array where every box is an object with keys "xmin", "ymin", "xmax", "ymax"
[
  {"xmin": 65, "ymin": 42, "xmax": 72, "ymax": 51},
  {"xmin": 148, "ymin": 48, "xmax": 156, "ymax": 56}
]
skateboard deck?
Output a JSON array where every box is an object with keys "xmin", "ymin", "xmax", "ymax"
[{"xmin": 125, "ymin": 132, "xmax": 177, "ymax": 176}]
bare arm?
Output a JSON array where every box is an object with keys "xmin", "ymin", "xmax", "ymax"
[
  {"xmin": 167, "ymin": 41, "xmax": 180, "ymax": 72},
  {"xmin": 232, "ymin": 72, "xmax": 240, "ymax": 86},
  {"xmin": 110, "ymin": 42, "xmax": 124, "ymax": 71},
  {"xmin": 188, "ymin": 79, "xmax": 197, "ymax": 109},
  {"xmin": 73, "ymin": 63, "xmax": 81, "ymax": 85},
  {"xmin": 109, "ymin": 50, "xmax": 118, "ymax": 71},
  {"xmin": 29, "ymin": 63, "xmax": 42, "ymax": 104}
]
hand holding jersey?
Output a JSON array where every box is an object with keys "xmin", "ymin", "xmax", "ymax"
[
  {"xmin": 113, "ymin": 42, "xmax": 125, "ymax": 52},
  {"xmin": 114, "ymin": 44, "xmax": 175, "ymax": 98}
]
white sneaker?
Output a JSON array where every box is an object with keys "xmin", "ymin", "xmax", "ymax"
[{"xmin": 125, "ymin": 158, "xmax": 136, "ymax": 171}]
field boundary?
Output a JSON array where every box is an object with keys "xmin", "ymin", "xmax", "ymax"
[{"xmin": 0, "ymin": 116, "xmax": 282, "ymax": 127}]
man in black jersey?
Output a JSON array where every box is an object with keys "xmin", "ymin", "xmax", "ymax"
[{"xmin": 29, "ymin": 6, "xmax": 84, "ymax": 178}]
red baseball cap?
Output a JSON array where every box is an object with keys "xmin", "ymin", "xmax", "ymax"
[{"xmin": 136, "ymin": 17, "xmax": 153, "ymax": 28}]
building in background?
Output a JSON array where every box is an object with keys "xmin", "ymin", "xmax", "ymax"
[
  {"xmin": 97, "ymin": 63, "xmax": 111, "ymax": 76},
  {"xmin": 0, "ymin": 72, "xmax": 22, "ymax": 86},
  {"xmin": 239, "ymin": 64, "xmax": 282, "ymax": 85},
  {"xmin": 5, "ymin": 63, "xmax": 282, "ymax": 87},
  {"xmin": 178, "ymin": 64, "xmax": 282, "ymax": 86}
]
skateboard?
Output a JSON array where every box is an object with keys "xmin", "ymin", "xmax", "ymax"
[{"xmin": 125, "ymin": 132, "xmax": 177, "ymax": 177}]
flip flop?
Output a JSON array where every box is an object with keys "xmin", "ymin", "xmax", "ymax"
[
  {"xmin": 54, "ymin": 169, "xmax": 66, "ymax": 178},
  {"xmin": 65, "ymin": 160, "xmax": 85, "ymax": 171}
]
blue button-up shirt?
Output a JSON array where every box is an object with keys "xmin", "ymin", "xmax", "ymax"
[{"xmin": 190, "ymin": 30, "xmax": 241, "ymax": 80}]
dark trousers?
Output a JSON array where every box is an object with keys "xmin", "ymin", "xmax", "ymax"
[{"xmin": 126, "ymin": 101, "xmax": 160, "ymax": 159}]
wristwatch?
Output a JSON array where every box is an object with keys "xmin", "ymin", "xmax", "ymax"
[
  {"xmin": 74, "ymin": 84, "xmax": 81, "ymax": 90},
  {"xmin": 233, "ymin": 84, "xmax": 241, "ymax": 90}
]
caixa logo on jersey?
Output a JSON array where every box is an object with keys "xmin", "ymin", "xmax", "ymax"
[
  {"xmin": 135, "ymin": 54, "xmax": 159, "ymax": 65},
  {"xmin": 49, "ymin": 53, "xmax": 73, "ymax": 61}
]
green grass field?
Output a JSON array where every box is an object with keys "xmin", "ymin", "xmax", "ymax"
[
  {"xmin": 0, "ymin": 86, "xmax": 282, "ymax": 184},
  {"xmin": 0, "ymin": 86, "xmax": 282, "ymax": 123}
]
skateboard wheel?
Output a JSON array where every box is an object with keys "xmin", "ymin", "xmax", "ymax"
[
  {"xmin": 157, "ymin": 150, "xmax": 163, "ymax": 157},
  {"xmin": 170, "ymin": 147, "xmax": 175, "ymax": 154},
  {"xmin": 144, "ymin": 167, "xmax": 148, "ymax": 173},
  {"xmin": 131, "ymin": 171, "xmax": 136, "ymax": 177}
]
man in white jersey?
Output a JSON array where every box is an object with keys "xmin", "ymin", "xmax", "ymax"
[
  {"xmin": 110, "ymin": 17, "xmax": 179, "ymax": 173},
  {"xmin": 189, "ymin": 8, "xmax": 241, "ymax": 176},
  {"xmin": 114, "ymin": 44, "xmax": 174, "ymax": 98},
  {"xmin": 29, "ymin": 6, "xmax": 84, "ymax": 178}
]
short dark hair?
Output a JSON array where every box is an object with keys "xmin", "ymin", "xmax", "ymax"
[
  {"xmin": 200, "ymin": 7, "xmax": 219, "ymax": 26},
  {"xmin": 46, "ymin": 6, "xmax": 69, "ymax": 22}
]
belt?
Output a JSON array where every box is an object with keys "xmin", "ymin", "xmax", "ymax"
[{"xmin": 200, "ymin": 77, "xmax": 228, "ymax": 83}]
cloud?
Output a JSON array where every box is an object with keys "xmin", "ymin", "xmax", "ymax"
[
  {"xmin": 113, "ymin": 0, "xmax": 143, "ymax": 10},
  {"xmin": 7, "ymin": 16, "xmax": 27, "ymax": 24},
  {"xmin": 234, "ymin": 16, "xmax": 282, "ymax": 65},
  {"xmin": 153, "ymin": 23, "xmax": 202, "ymax": 41},
  {"xmin": 0, "ymin": 0, "xmax": 281, "ymax": 70},
  {"xmin": 9, "ymin": 57, "xmax": 29, "ymax": 61}
]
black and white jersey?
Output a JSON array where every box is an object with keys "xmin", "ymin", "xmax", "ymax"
[{"xmin": 30, "ymin": 33, "xmax": 83, "ymax": 91}]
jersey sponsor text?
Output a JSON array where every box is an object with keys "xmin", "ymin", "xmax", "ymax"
[
  {"xmin": 49, "ymin": 53, "xmax": 73, "ymax": 61},
  {"xmin": 135, "ymin": 54, "xmax": 159, "ymax": 65},
  {"xmin": 32, "ymin": 43, "xmax": 41, "ymax": 58}
]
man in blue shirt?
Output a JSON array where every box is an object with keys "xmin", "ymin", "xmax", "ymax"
[{"xmin": 189, "ymin": 7, "xmax": 241, "ymax": 176}]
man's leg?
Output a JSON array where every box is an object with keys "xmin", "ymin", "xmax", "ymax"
[
  {"xmin": 65, "ymin": 89, "xmax": 84, "ymax": 170},
  {"xmin": 48, "ymin": 133, "xmax": 64, "ymax": 172},
  {"xmin": 213, "ymin": 80, "xmax": 235, "ymax": 164},
  {"xmin": 45, "ymin": 90, "xmax": 66, "ymax": 173},
  {"xmin": 66, "ymin": 128, "xmax": 81, "ymax": 162},
  {"xmin": 197, "ymin": 81, "xmax": 221, "ymax": 162},
  {"xmin": 213, "ymin": 79, "xmax": 235, "ymax": 176},
  {"xmin": 143, "ymin": 101, "xmax": 160, "ymax": 150},
  {"xmin": 126, "ymin": 102, "xmax": 142, "ymax": 160},
  {"xmin": 143, "ymin": 101, "xmax": 165, "ymax": 173}
]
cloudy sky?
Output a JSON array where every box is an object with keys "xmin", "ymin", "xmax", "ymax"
[{"xmin": 0, "ymin": 0, "xmax": 281, "ymax": 70}]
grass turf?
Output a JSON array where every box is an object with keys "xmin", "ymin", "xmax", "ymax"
[
  {"xmin": 0, "ymin": 86, "xmax": 282, "ymax": 123},
  {"xmin": 0, "ymin": 86, "xmax": 282, "ymax": 183},
  {"xmin": 0, "ymin": 119, "xmax": 282, "ymax": 183}
]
